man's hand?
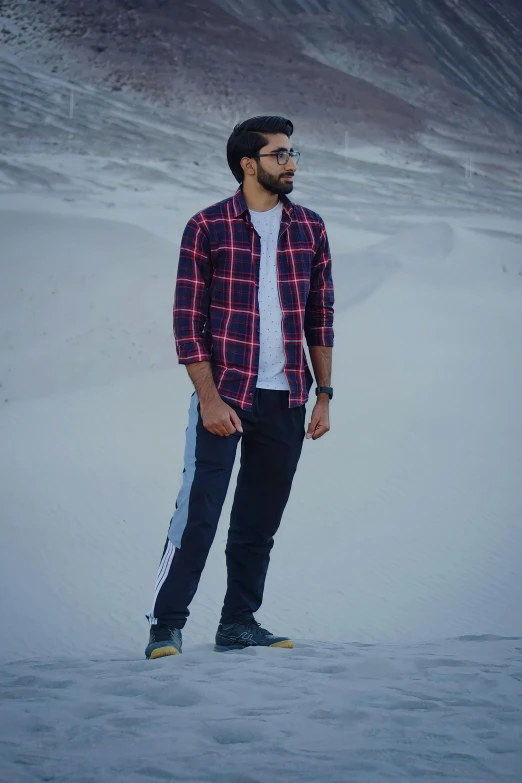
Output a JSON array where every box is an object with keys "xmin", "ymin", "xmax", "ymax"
[
  {"xmin": 306, "ymin": 399, "xmax": 330, "ymax": 440},
  {"xmin": 200, "ymin": 397, "xmax": 243, "ymax": 437}
]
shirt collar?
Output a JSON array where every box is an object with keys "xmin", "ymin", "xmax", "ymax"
[{"xmin": 232, "ymin": 184, "xmax": 294, "ymax": 219}]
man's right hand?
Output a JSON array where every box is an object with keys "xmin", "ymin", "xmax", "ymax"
[{"xmin": 200, "ymin": 397, "xmax": 243, "ymax": 437}]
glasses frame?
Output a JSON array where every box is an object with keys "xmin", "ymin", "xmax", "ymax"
[{"xmin": 253, "ymin": 150, "xmax": 301, "ymax": 166}]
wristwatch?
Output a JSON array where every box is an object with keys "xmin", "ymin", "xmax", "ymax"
[{"xmin": 315, "ymin": 386, "xmax": 333, "ymax": 400}]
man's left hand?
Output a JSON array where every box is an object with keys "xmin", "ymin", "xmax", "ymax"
[{"xmin": 306, "ymin": 400, "xmax": 330, "ymax": 440}]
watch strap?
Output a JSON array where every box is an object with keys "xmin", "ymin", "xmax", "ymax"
[{"xmin": 315, "ymin": 386, "xmax": 333, "ymax": 400}]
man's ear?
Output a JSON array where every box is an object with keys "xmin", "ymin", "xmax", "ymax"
[{"xmin": 241, "ymin": 156, "xmax": 256, "ymax": 178}]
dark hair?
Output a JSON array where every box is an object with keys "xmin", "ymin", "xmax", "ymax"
[{"xmin": 226, "ymin": 115, "xmax": 294, "ymax": 184}]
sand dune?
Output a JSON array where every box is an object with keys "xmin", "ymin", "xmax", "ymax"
[{"xmin": 1, "ymin": 17, "xmax": 521, "ymax": 780}]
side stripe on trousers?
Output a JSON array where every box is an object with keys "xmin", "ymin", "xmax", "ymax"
[{"xmin": 147, "ymin": 392, "xmax": 199, "ymax": 626}]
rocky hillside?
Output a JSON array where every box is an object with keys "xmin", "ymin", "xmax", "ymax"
[{"xmin": 1, "ymin": 0, "xmax": 520, "ymax": 147}]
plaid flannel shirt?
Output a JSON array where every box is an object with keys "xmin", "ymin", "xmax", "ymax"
[{"xmin": 173, "ymin": 185, "xmax": 334, "ymax": 411}]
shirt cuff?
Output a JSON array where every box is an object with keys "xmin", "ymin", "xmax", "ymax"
[
  {"xmin": 305, "ymin": 327, "xmax": 334, "ymax": 347},
  {"xmin": 176, "ymin": 340, "xmax": 211, "ymax": 364}
]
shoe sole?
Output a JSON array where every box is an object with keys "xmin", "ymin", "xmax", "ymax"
[
  {"xmin": 147, "ymin": 646, "xmax": 181, "ymax": 660},
  {"xmin": 214, "ymin": 640, "xmax": 294, "ymax": 652}
]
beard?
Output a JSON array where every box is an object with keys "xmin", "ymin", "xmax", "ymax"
[{"xmin": 256, "ymin": 160, "xmax": 294, "ymax": 195}]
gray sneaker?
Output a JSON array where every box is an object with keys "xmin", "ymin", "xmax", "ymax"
[
  {"xmin": 214, "ymin": 619, "xmax": 294, "ymax": 652},
  {"xmin": 145, "ymin": 625, "xmax": 182, "ymax": 659}
]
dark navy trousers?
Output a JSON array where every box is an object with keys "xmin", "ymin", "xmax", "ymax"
[{"xmin": 148, "ymin": 388, "xmax": 306, "ymax": 629}]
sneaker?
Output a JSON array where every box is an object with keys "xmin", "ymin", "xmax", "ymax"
[
  {"xmin": 214, "ymin": 619, "xmax": 294, "ymax": 652},
  {"xmin": 145, "ymin": 625, "xmax": 182, "ymax": 659}
]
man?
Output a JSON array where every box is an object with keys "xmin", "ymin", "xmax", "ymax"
[{"xmin": 145, "ymin": 115, "xmax": 334, "ymax": 658}]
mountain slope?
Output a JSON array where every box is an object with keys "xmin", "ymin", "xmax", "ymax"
[
  {"xmin": 1, "ymin": 0, "xmax": 521, "ymax": 148},
  {"xmin": 215, "ymin": 0, "xmax": 522, "ymax": 119}
]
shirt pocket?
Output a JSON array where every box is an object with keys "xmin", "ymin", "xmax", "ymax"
[
  {"xmin": 278, "ymin": 246, "xmax": 312, "ymax": 312},
  {"xmin": 210, "ymin": 244, "xmax": 257, "ymax": 309}
]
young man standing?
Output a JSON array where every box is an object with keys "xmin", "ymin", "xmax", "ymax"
[{"xmin": 145, "ymin": 116, "xmax": 334, "ymax": 658}]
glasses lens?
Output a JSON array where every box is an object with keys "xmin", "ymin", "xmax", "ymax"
[{"xmin": 276, "ymin": 151, "xmax": 300, "ymax": 165}]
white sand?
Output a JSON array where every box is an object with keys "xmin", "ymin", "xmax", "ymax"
[{"xmin": 1, "ymin": 51, "xmax": 521, "ymax": 783}]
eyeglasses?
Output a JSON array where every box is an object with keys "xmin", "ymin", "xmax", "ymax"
[{"xmin": 254, "ymin": 150, "xmax": 301, "ymax": 166}]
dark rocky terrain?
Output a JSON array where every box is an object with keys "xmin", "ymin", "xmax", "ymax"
[{"xmin": 1, "ymin": 0, "xmax": 521, "ymax": 148}]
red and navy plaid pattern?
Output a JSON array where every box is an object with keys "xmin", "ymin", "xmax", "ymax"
[{"xmin": 173, "ymin": 185, "xmax": 334, "ymax": 410}]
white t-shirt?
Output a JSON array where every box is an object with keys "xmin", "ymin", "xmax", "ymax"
[{"xmin": 249, "ymin": 200, "xmax": 290, "ymax": 391}]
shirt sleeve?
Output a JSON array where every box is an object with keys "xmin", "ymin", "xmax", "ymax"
[
  {"xmin": 304, "ymin": 220, "xmax": 335, "ymax": 347},
  {"xmin": 173, "ymin": 216, "xmax": 212, "ymax": 364}
]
